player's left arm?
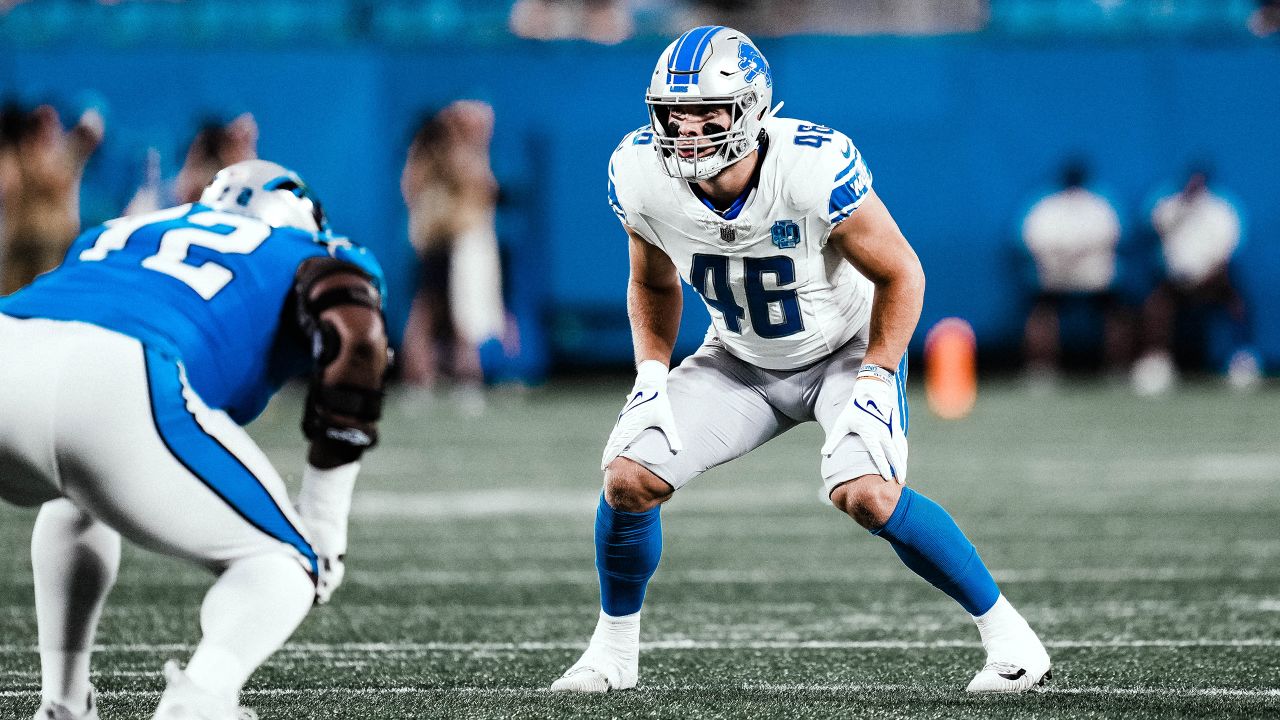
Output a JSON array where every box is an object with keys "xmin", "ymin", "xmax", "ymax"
[
  {"xmin": 827, "ymin": 188, "xmax": 925, "ymax": 370},
  {"xmin": 821, "ymin": 188, "xmax": 924, "ymax": 483},
  {"xmin": 292, "ymin": 257, "xmax": 390, "ymax": 603}
]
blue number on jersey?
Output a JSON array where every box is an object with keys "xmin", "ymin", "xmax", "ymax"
[
  {"xmin": 691, "ymin": 254, "xmax": 745, "ymax": 333},
  {"xmin": 794, "ymin": 123, "xmax": 834, "ymax": 148},
  {"xmin": 744, "ymin": 256, "xmax": 803, "ymax": 338},
  {"xmin": 691, "ymin": 254, "xmax": 803, "ymax": 338}
]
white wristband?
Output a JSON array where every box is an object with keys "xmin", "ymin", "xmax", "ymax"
[
  {"xmin": 298, "ymin": 462, "xmax": 360, "ymax": 524},
  {"xmin": 857, "ymin": 363, "xmax": 895, "ymax": 386},
  {"xmin": 635, "ymin": 359, "xmax": 669, "ymax": 386}
]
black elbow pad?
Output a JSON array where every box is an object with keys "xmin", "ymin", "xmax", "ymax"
[{"xmin": 294, "ymin": 257, "xmax": 382, "ymax": 365}]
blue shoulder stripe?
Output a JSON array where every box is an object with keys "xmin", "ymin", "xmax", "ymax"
[
  {"xmin": 832, "ymin": 148, "xmax": 862, "ymax": 184},
  {"xmin": 608, "ymin": 177, "xmax": 626, "ymax": 222}
]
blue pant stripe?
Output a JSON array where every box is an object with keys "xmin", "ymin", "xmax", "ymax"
[
  {"xmin": 143, "ymin": 349, "xmax": 318, "ymax": 575},
  {"xmin": 897, "ymin": 355, "xmax": 909, "ymax": 436}
]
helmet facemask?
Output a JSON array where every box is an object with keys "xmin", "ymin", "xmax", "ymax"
[{"xmin": 646, "ymin": 88, "xmax": 764, "ymax": 181}]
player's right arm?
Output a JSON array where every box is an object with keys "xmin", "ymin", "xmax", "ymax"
[
  {"xmin": 599, "ymin": 119, "xmax": 688, "ymax": 469},
  {"xmin": 601, "ymin": 227, "xmax": 685, "ymax": 469},
  {"xmin": 291, "ymin": 256, "xmax": 390, "ymax": 603},
  {"xmin": 626, "ymin": 226, "xmax": 682, "ymax": 367}
]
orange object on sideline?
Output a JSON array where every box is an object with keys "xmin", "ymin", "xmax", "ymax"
[{"xmin": 924, "ymin": 317, "xmax": 977, "ymax": 419}]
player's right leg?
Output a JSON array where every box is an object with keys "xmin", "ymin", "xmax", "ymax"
[
  {"xmin": 552, "ymin": 340, "xmax": 792, "ymax": 693},
  {"xmin": 42, "ymin": 323, "xmax": 318, "ymax": 719}
]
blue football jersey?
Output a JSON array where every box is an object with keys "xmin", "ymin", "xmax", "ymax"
[{"xmin": 0, "ymin": 203, "xmax": 385, "ymax": 425}]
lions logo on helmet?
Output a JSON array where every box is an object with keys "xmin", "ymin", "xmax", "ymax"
[
  {"xmin": 736, "ymin": 42, "xmax": 771, "ymax": 87},
  {"xmin": 199, "ymin": 159, "xmax": 330, "ymax": 235},
  {"xmin": 646, "ymin": 26, "xmax": 776, "ymax": 180}
]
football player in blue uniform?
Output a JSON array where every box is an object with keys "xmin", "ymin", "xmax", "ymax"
[
  {"xmin": 552, "ymin": 27, "xmax": 1051, "ymax": 694},
  {"xmin": 0, "ymin": 160, "xmax": 389, "ymax": 720}
]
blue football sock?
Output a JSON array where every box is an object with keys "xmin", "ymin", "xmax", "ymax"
[
  {"xmin": 873, "ymin": 487, "xmax": 1000, "ymax": 616},
  {"xmin": 595, "ymin": 493, "xmax": 662, "ymax": 617}
]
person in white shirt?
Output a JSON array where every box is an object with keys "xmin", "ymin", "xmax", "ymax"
[
  {"xmin": 1131, "ymin": 167, "xmax": 1257, "ymax": 394},
  {"xmin": 1021, "ymin": 161, "xmax": 1131, "ymax": 382}
]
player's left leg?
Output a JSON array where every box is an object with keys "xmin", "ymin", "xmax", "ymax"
[
  {"xmin": 816, "ymin": 353, "xmax": 1050, "ymax": 693},
  {"xmin": 30, "ymin": 499, "xmax": 120, "ymax": 720}
]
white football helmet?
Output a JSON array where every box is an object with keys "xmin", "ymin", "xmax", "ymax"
[
  {"xmin": 645, "ymin": 26, "xmax": 775, "ymax": 180},
  {"xmin": 199, "ymin": 159, "xmax": 329, "ymax": 234}
]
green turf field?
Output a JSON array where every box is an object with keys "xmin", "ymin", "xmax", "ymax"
[{"xmin": 2, "ymin": 379, "xmax": 1278, "ymax": 719}]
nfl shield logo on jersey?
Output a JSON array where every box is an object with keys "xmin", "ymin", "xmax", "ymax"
[{"xmin": 771, "ymin": 220, "xmax": 800, "ymax": 249}]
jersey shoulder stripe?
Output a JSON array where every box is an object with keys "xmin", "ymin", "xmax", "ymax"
[
  {"xmin": 607, "ymin": 125, "xmax": 658, "ymax": 224},
  {"xmin": 828, "ymin": 142, "xmax": 873, "ymax": 225},
  {"xmin": 765, "ymin": 117, "xmax": 873, "ymax": 227}
]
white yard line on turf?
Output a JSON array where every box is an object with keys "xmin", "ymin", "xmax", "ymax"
[
  {"xmin": 348, "ymin": 462, "xmax": 1280, "ymax": 519},
  {"xmin": 12, "ymin": 566, "xmax": 1276, "ymax": 588},
  {"xmin": 134, "ymin": 566, "xmax": 1280, "ymax": 586},
  {"xmin": 2, "ymin": 684, "xmax": 1279, "ymax": 700},
  {"xmin": 1, "ymin": 639, "xmax": 1278, "ymax": 655}
]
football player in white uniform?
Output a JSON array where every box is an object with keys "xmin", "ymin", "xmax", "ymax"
[{"xmin": 551, "ymin": 26, "xmax": 1051, "ymax": 694}]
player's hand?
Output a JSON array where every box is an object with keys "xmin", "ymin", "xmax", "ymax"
[
  {"xmin": 822, "ymin": 363, "xmax": 907, "ymax": 484},
  {"xmin": 600, "ymin": 360, "xmax": 683, "ymax": 470},
  {"xmin": 297, "ymin": 510, "xmax": 347, "ymax": 604},
  {"xmin": 296, "ymin": 463, "xmax": 358, "ymax": 604}
]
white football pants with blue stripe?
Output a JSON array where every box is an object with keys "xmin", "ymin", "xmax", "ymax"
[{"xmin": 0, "ymin": 315, "xmax": 315, "ymax": 710}]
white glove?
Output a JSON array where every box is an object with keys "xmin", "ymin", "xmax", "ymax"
[
  {"xmin": 821, "ymin": 363, "xmax": 907, "ymax": 484},
  {"xmin": 600, "ymin": 360, "xmax": 683, "ymax": 470},
  {"xmin": 296, "ymin": 462, "xmax": 358, "ymax": 604}
]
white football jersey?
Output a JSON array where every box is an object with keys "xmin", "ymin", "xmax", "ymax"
[{"xmin": 608, "ymin": 116, "xmax": 875, "ymax": 370}]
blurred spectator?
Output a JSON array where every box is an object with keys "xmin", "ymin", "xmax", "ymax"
[
  {"xmin": 125, "ymin": 113, "xmax": 258, "ymax": 215},
  {"xmin": 1019, "ymin": 160, "xmax": 1130, "ymax": 385},
  {"xmin": 399, "ymin": 101, "xmax": 508, "ymax": 409},
  {"xmin": 1130, "ymin": 167, "xmax": 1258, "ymax": 394},
  {"xmin": 0, "ymin": 102, "xmax": 103, "ymax": 295},
  {"xmin": 510, "ymin": 0, "xmax": 634, "ymax": 43},
  {"xmin": 673, "ymin": 0, "xmax": 987, "ymax": 35},
  {"xmin": 1249, "ymin": 0, "xmax": 1280, "ymax": 37}
]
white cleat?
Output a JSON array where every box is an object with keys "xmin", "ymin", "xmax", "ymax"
[
  {"xmin": 551, "ymin": 611, "xmax": 641, "ymax": 693},
  {"xmin": 153, "ymin": 661, "xmax": 257, "ymax": 720},
  {"xmin": 967, "ymin": 594, "xmax": 1052, "ymax": 694},
  {"xmin": 550, "ymin": 647, "xmax": 637, "ymax": 693},
  {"xmin": 33, "ymin": 690, "xmax": 99, "ymax": 720},
  {"xmin": 966, "ymin": 660, "xmax": 1052, "ymax": 694}
]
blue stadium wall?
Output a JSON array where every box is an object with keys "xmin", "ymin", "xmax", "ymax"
[{"xmin": 3, "ymin": 37, "xmax": 1278, "ymax": 377}]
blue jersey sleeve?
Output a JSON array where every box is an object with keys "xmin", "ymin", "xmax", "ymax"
[{"xmin": 327, "ymin": 238, "xmax": 388, "ymax": 305}]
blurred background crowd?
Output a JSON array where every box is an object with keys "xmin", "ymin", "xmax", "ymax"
[{"xmin": 1, "ymin": 0, "xmax": 1277, "ymax": 408}]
